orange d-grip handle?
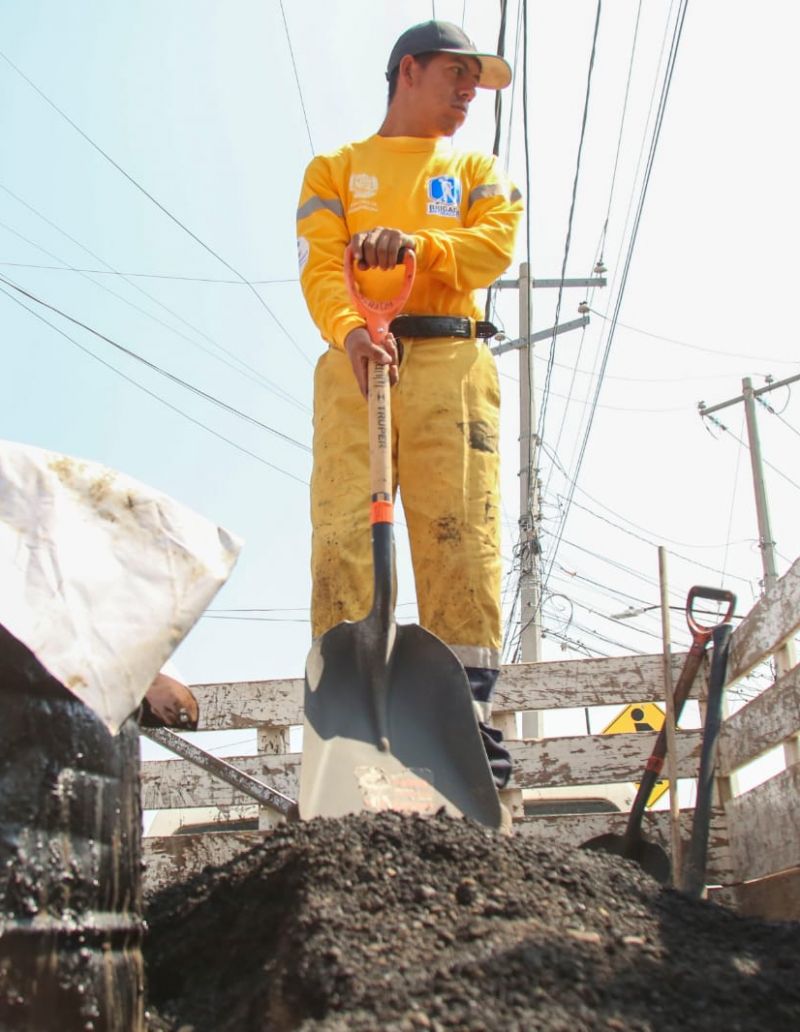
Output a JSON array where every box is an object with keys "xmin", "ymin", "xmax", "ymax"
[{"xmin": 343, "ymin": 243, "xmax": 416, "ymax": 344}]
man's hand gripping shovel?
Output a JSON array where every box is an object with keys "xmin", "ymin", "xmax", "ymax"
[{"xmin": 298, "ymin": 245, "xmax": 503, "ymax": 828}]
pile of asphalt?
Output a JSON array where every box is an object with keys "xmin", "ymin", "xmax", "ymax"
[{"xmin": 144, "ymin": 811, "xmax": 800, "ymax": 1032}]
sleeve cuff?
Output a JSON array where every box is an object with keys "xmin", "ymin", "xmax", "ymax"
[{"xmin": 332, "ymin": 313, "xmax": 367, "ymax": 350}]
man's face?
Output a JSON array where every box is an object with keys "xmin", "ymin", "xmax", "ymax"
[{"xmin": 409, "ymin": 52, "xmax": 481, "ymax": 136}]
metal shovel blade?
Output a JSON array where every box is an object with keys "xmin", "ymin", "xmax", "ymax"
[
  {"xmin": 583, "ymin": 829, "xmax": 671, "ymax": 884},
  {"xmin": 299, "ymin": 616, "xmax": 503, "ymax": 829}
]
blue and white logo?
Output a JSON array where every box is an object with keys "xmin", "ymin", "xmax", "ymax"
[{"xmin": 427, "ymin": 176, "xmax": 462, "ymax": 218}]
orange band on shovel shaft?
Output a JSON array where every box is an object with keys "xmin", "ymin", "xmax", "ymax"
[
  {"xmin": 370, "ymin": 500, "xmax": 394, "ymax": 525},
  {"xmin": 646, "ymin": 756, "xmax": 664, "ymax": 775}
]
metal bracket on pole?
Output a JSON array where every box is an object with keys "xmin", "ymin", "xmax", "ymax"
[
  {"xmin": 493, "ymin": 276, "xmax": 607, "ymax": 290},
  {"xmin": 491, "ymin": 315, "xmax": 590, "ymax": 356}
]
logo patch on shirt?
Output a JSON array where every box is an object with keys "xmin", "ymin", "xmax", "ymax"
[
  {"xmin": 349, "ymin": 173, "xmax": 379, "ymax": 212},
  {"xmin": 297, "ymin": 236, "xmax": 310, "ymax": 272},
  {"xmin": 427, "ymin": 176, "xmax": 462, "ymax": 218}
]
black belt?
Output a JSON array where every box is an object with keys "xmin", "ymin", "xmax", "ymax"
[{"xmin": 388, "ymin": 316, "xmax": 498, "ymax": 340}]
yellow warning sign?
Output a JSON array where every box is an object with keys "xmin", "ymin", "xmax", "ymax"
[{"xmin": 602, "ymin": 703, "xmax": 669, "ymax": 806}]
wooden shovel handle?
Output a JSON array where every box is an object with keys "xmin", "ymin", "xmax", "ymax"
[{"xmin": 368, "ymin": 360, "xmax": 392, "ymax": 521}]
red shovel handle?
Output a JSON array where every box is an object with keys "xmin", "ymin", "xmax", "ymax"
[
  {"xmin": 625, "ymin": 584, "xmax": 737, "ymax": 828},
  {"xmin": 686, "ymin": 586, "xmax": 737, "ymax": 644},
  {"xmin": 343, "ymin": 243, "xmax": 416, "ymax": 345}
]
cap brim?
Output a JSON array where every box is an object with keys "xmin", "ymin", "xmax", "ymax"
[{"xmin": 439, "ymin": 49, "xmax": 512, "ymax": 90}]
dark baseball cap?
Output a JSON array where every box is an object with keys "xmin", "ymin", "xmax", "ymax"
[{"xmin": 386, "ymin": 20, "xmax": 512, "ymax": 91}]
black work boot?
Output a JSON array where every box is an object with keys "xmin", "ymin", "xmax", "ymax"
[{"xmin": 464, "ymin": 666, "xmax": 512, "ymax": 791}]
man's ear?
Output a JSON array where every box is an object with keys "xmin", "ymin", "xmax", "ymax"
[{"xmin": 398, "ymin": 53, "xmax": 417, "ymax": 89}]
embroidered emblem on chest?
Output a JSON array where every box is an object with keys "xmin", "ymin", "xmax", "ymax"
[
  {"xmin": 426, "ymin": 176, "xmax": 462, "ymax": 218},
  {"xmin": 349, "ymin": 173, "xmax": 379, "ymax": 212}
]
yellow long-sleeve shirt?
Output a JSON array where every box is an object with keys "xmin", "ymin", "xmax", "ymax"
[{"xmin": 296, "ymin": 134, "xmax": 523, "ymax": 350}]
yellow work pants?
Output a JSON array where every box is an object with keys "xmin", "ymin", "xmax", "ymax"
[{"xmin": 310, "ymin": 337, "xmax": 502, "ymax": 670}]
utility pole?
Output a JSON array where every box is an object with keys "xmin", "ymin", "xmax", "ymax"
[
  {"xmin": 700, "ymin": 371, "xmax": 800, "ymax": 766},
  {"xmin": 492, "ymin": 262, "xmax": 606, "ymax": 737}
]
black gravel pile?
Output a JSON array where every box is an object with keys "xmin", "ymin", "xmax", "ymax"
[{"xmin": 143, "ymin": 811, "xmax": 800, "ymax": 1032}]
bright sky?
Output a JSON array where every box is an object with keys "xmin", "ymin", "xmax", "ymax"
[{"xmin": 1, "ymin": 0, "xmax": 798, "ymax": 760}]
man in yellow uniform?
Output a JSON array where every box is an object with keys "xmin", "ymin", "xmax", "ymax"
[{"xmin": 296, "ymin": 20, "xmax": 523, "ymax": 788}]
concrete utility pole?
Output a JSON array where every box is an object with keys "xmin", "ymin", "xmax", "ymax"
[
  {"xmin": 700, "ymin": 371, "xmax": 800, "ymax": 766},
  {"xmin": 492, "ymin": 263, "xmax": 606, "ymax": 737}
]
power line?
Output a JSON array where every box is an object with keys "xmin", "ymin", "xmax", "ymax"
[
  {"xmin": 550, "ymin": 0, "xmax": 678, "ymax": 511},
  {"xmin": 589, "ymin": 307, "xmax": 800, "ymax": 368},
  {"xmin": 714, "ymin": 419, "xmax": 800, "ymax": 496},
  {"xmin": 540, "ymin": 440, "xmax": 757, "ymax": 554},
  {"xmin": 483, "ymin": 0, "xmax": 509, "ymax": 323},
  {"xmin": 521, "ymin": 0, "xmax": 533, "ymax": 515},
  {"xmin": 0, "ymin": 47, "xmax": 313, "ymax": 367},
  {"xmin": 0, "ymin": 262, "xmax": 298, "ymax": 285},
  {"xmin": 757, "ymin": 391, "xmax": 800, "ymax": 439},
  {"xmin": 278, "ymin": 0, "xmax": 314, "ymax": 155},
  {"xmin": 597, "ymin": 0, "xmax": 643, "ymax": 262},
  {"xmin": 536, "ymin": 0, "xmax": 603, "ymax": 452},
  {"xmin": 0, "ymin": 273, "xmax": 312, "ymax": 456},
  {"xmin": 543, "ymin": 0, "xmax": 690, "ymax": 592},
  {"xmin": 0, "ymin": 281, "xmax": 309, "ymax": 486},
  {"xmin": 498, "ymin": 367, "xmax": 691, "ymax": 411},
  {"xmin": 0, "ymin": 209, "xmax": 309, "ymax": 413}
]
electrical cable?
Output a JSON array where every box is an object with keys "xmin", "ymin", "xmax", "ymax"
[
  {"xmin": 551, "ymin": 0, "xmax": 678, "ymax": 508},
  {"xmin": 597, "ymin": 0, "xmax": 643, "ymax": 263},
  {"xmin": 484, "ymin": 0, "xmax": 509, "ymax": 322},
  {"xmin": 0, "ymin": 273, "xmax": 312, "ymax": 455},
  {"xmin": 279, "ymin": 0, "xmax": 315, "ymax": 155},
  {"xmin": 589, "ymin": 308, "xmax": 800, "ymax": 368},
  {"xmin": 536, "ymin": 0, "xmax": 603, "ymax": 455},
  {"xmin": 0, "ymin": 261, "xmax": 299, "ymax": 285},
  {"xmin": 0, "ymin": 281, "xmax": 309, "ymax": 486},
  {"xmin": 540, "ymin": 440, "xmax": 757, "ymax": 553},
  {"xmin": 556, "ymin": 534, "xmax": 756, "ymax": 604},
  {"xmin": 538, "ymin": 0, "xmax": 642, "ymax": 503},
  {"xmin": 560, "ymin": 496, "xmax": 763, "ymax": 583},
  {"xmin": 498, "ymin": 366, "xmax": 690, "ymax": 412},
  {"xmin": 502, "ymin": 0, "xmax": 524, "ymax": 174},
  {"xmin": 542, "ymin": 0, "xmax": 690, "ymax": 592},
  {"xmin": 0, "ymin": 48, "xmax": 313, "ymax": 367},
  {"xmin": 504, "ymin": 0, "xmax": 535, "ymax": 662},
  {"xmin": 714, "ymin": 421, "xmax": 800, "ymax": 495},
  {"xmin": 757, "ymin": 392, "xmax": 800, "ymax": 439},
  {"xmin": 497, "ymin": 329, "xmax": 731, "ymax": 384},
  {"xmin": 0, "ymin": 212, "xmax": 309, "ymax": 413}
]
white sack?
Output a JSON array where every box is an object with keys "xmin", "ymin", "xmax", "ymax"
[{"xmin": 0, "ymin": 439, "xmax": 242, "ymax": 732}]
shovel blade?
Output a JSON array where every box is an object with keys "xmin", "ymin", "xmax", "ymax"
[
  {"xmin": 582, "ymin": 831, "xmax": 672, "ymax": 884},
  {"xmin": 299, "ymin": 619, "xmax": 502, "ymax": 829}
]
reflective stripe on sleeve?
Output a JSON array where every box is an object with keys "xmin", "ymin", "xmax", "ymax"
[
  {"xmin": 467, "ymin": 183, "xmax": 523, "ymax": 207},
  {"xmin": 297, "ymin": 195, "xmax": 345, "ymax": 221},
  {"xmin": 468, "ymin": 183, "xmax": 503, "ymax": 206}
]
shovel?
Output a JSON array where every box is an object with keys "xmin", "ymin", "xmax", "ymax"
[
  {"xmin": 298, "ymin": 245, "xmax": 502, "ymax": 828},
  {"xmin": 681, "ymin": 621, "xmax": 733, "ymax": 898},
  {"xmin": 582, "ymin": 585, "xmax": 736, "ymax": 882}
]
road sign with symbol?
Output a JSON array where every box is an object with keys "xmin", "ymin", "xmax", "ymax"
[{"xmin": 602, "ymin": 703, "xmax": 669, "ymax": 806}]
